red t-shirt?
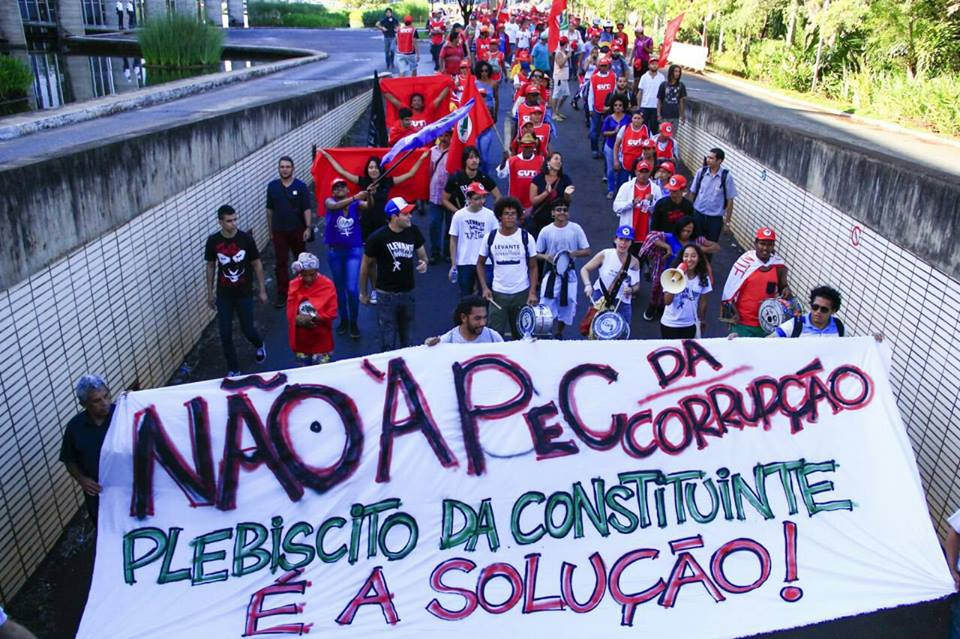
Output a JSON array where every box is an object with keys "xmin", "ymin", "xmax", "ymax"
[
  {"xmin": 632, "ymin": 181, "xmax": 654, "ymax": 240},
  {"xmin": 736, "ymin": 266, "xmax": 783, "ymax": 327},
  {"xmin": 590, "ymin": 71, "xmax": 615, "ymax": 113},
  {"xmin": 440, "ymin": 43, "xmax": 465, "ymax": 75},
  {"xmin": 620, "ymin": 124, "xmax": 650, "ymax": 172},
  {"xmin": 508, "ymin": 154, "xmax": 543, "ymax": 208},
  {"xmin": 397, "ymin": 25, "xmax": 417, "ymax": 54},
  {"xmin": 428, "ymin": 19, "xmax": 446, "ymax": 45},
  {"xmin": 531, "ymin": 123, "xmax": 551, "ymax": 152},
  {"xmin": 517, "ymin": 101, "xmax": 542, "ymax": 127},
  {"xmin": 613, "ymin": 32, "xmax": 629, "ymax": 50},
  {"xmin": 655, "ymin": 137, "xmax": 676, "ymax": 160}
]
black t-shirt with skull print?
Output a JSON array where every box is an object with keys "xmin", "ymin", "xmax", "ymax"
[{"xmin": 204, "ymin": 230, "xmax": 261, "ymax": 297}]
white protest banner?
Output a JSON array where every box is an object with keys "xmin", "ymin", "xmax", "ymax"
[{"xmin": 78, "ymin": 338, "xmax": 953, "ymax": 638}]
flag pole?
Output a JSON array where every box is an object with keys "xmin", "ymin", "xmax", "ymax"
[{"xmin": 366, "ymin": 147, "xmax": 420, "ymax": 191}]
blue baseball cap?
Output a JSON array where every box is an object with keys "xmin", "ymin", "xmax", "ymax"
[
  {"xmin": 616, "ymin": 225, "xmax": 634, "ymax": 240},
  {"xmin": 385, "ymin": 196, "xmax": 415, "ymax": 217}
]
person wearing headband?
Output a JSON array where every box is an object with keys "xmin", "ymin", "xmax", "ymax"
[{"xmin": 287, "ymin": 252, "xmax": 338, "ymax": 366}]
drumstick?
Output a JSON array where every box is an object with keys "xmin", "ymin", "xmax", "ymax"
[{"xmin": 488, "ymin": 298, "xmax": 503, "ymax": 310}]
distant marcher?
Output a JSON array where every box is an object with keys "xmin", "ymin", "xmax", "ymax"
[
  {"xmin": 378, "ymin": 8, "xmax": 400, "ymax": 70},
  {"xmin": 637, "ymin": 57, "xmax": 665, "ymax": 133},
  {"xmin": 651, "ymin": 174, "xmax": 694, "ymax": 232},
  {"xmin": 361, "ymin": 197, "xmax": 429, "ymax": 350},
  {"xmin": 660, "ymin": 243, "xmax": 713, "ymax": 338},
  {"xmin": 205, "ymin": 205, "xmax": 268, "ymax": 376},
  {"xmin": 116, "ymin": 0, "xmax": 124, "ymax": 29},
  {"xmin": 528, "ymin": 151, "xmax": 576, "ymax": 236},
  {"xmin": 287, "ymin": 252, "xmax": 338, "ymax": 365},
  {"xmin": 126, "ymin": 0, "xmax": 136, "ymax": 28},
  {"xmin": 449, "ymin": 182, "xmax": 499, "ymax": 296},
  {"xmin": 689, "ymin": 147, "xmax": 737, "ymax": 242},
  {"xmin": 613, "ymin": 159, "xmax": 663, "ymax": 242},
  {"xmin": 601, "ymin": 94, "xmax": 630, "ymax": 198},
  {"xmin": 536, "ymin": 200, "xmax": 591, "ymax": 338},
  {"xmin": 0, "ymin": 609, "xmax": 38, "ymax": 639},
  {"xmin": 424, "ymin": 295, "xmax": 504, "ymax": 345},
  {"xmin": 721, "ymin": 226, "xmax": 793, "ymax": 337},
  {"xmin": 631, "ymin": 26, "xmax": 654, "ymax": 87},
  {"xmin": 443, "ymin": 146, "xmax": 501, "ymax": 218},
  {"xmin": 323, "ymin": 178, "xmax": 367, "ymax": 339},
  {"xmin": 396, "ymin": 15, "xmax": 420, "ymax": 76},
  {"xmin": 428, "ymin": 130, "xmax": 453, "ymax": 263},
  {"xmin": 60, "ymin": 375, "xmax": 114, "ymax": 526},
  {"xmin": 477, "ymin": 197, "xmax": 539, "ymax": 339},
  {"xmin": 266, "ymin": 155, "xmax": 313, "ymax": 307},
  {"xmin": 658, "ymin": 64, "xmax": 687, "ymax": 134}
]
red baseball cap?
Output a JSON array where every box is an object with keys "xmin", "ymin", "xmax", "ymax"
[
  {"xmin": 524, "ymin": 83, "xmax": 541, "ymax": 94},
  {"xmin": 666, "ymin": 174, "xmax": 687, "ymax": 191},
  {"xmin": 635, "ymin": 160, "xmax": 652, "ymax": 173},
  {"xmin": 403, "ymin": 15, "xmax": 413, "ymax": 23},
  {"xmin": 466, "ymin": 181, "xmax": 489, "ymax": 196},
  {"xmin": 756, "ymin": 227, "xmax": 777, "ymax": 241},
  {"xmin": 529, "ymin": 105, "xmax": 544, "ymax": 113},
  {"xmin": 598, "ymin": 56, "xmax": 612, "ymax": 66},
  {"xmin": 659, "ymin": 121, "xmax": 674, "ymax": 136},
  {"xmin": 559, "ymin": 35, "xmax": 569, "ymax": 44},
  {"xmin": 658, "ymin": 161, "xmax": 676, "ymax": 174},
  {"xmin": 460, "ymin": 59, "xmax": 470, "ymax": 68},
  {"xmin": 331, "ymin": 177, "xmax": 348, "ymax": 189}
]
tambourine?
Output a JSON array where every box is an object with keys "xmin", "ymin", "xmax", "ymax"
[
  {"xmin": 591, "ymin": 310, "xmax": 630, "ymax": 340},
  {"xmin": 516, "ymin": 304, "xmax": 556, "ymax": 339}
]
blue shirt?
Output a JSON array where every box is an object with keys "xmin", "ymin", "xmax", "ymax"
[
  {"xmin": 601, "ymin": 114, "xmax": 628, "ymax": 149},
  {"xmin": 690, "ymin": 167, "xmax": 737, "ymax": 217},
  {"xmin": 773, "ymin": 314, "xmax": 841, "ymax": 337},
  {"xmin": 532, "ymin": 42, "xmax": 550, "ymax": 71},
  {"xmin": 266, "ymin": 178, "xmax": 312, "ymax": 231},
  {"xmin": 324, "ymin": 200, "xmax": 363, "ymax": 249}
]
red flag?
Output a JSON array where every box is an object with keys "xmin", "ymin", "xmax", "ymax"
[
  {"xmin": 445, "ymin": 73, "xmax": 494, "ymax": 173},
  {"xmin": 659, "ymin": 13, "xmax": 684, "ymax": 67},
  {"xmin": 379, "ymin": 75, "xmax": 454, "ymax": 131},
  {"xmin": 547, "ymin": 0, "xmax": 566, "ymax": 52},
  {"xmin": 496, "ymin": 0, "xmax": 508, "ymax": 24},
  {"xmin": 310, "ymin": 147, "xmax": 431, "ymax": 211}
]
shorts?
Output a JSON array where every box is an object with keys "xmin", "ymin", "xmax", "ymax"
[
  {"xmin": 397, "ymin": 53, "xmax": 418, "ymax": 74},
  {"xmin": 552, "ymin": 78, "xmax": 570, "ymax": 99}
]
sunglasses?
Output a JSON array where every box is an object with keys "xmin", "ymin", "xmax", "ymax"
[
  {"xmin": 553, "ymin": 206, "xmax": 569, "ymax": 212},
  {"xmin": 810, "ymin": 303, "xmax": 833, "ymax": 313}
]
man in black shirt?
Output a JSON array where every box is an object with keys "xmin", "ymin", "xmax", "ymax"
[
  {"xmin": 443, "ymin": 146, "xmax": 501, "ymax": 215},
  {"xmin": 361, "ymin": 197, "xmax": 429, "ymax": 350},
  {"xmin": 651, "ymin": 174, "xmax": 695, "ymax": 232},
  {"xmin": 205, "ymin": 205, "xmax": 268, "ymax": 376},
  {"xmin": 266, "ymin": 155, "xmax": 313, "ymax": 307},
  {"xmin": 378, "ymin": 8, "xmax": 399, "ymax": 70},
  {"xmin": 59, "ymin": 375, "xmax": 114, "ymax": 525}
]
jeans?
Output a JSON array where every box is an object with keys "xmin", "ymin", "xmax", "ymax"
[
  {"xmin": 456, "ymin": 264, "xmax": 493, "ymax": 296},
  {"xmin": 376, "ymin": 289, "xmax": 415, "ymax": 350},
  {"xmin": 216, "ymin": 294, "xmax": 264, "ymax": 371},
  {"xmin": 693, "ymin": 211, "xmax": 724, "ymax": 242},
  {"xmin": 640, "ymin": 107, "xmax": 659, "ymax": 135},
  {"xmin": 383, "ymin": 36, "xmax": 396, "ymax": 68},
  {"xmin": 430, "ymin": 43, "xmax": 442, "ymax": 70},
  {"xmin": 428, "ymin": 202, "xmax": 447, "ymax": 257},
  {"xmin": 327, "ymin": 245, "xmax": 362, "ymax": 326},
  {"xmin": 272, "ymin": 229, "xmax": 305, "ymax": 302},
  {"xmin": 603, "ymin": 144, "xmax": 626, "ymax": 194},
  {"xmin": 589, "ymin": 111, "xmax": 603, "ymax": 153}
]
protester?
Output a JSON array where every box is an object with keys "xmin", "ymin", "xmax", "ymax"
[
  {"xmin": 613, "ymin": 159, "xmax": 663, "ymax": 241},
  {"xmin": 612, "ymin": 110, "xmax": 650, "ymax": 183},
  {"xmin": 449, "ymin": 182, "xmax": 499, "ymax": 296},
  {"xmin": 601, "ymin": 95, "xmax": 630, "ymax": 198},
  {"xmin": 658, "ymin": 64, "xmax": 687, "ymax": 134},
  {"xmin": 266, "ymin": 156, "xmax": 313, "ymax": 308},
  {"xmin": 651, "ymin": 174, "xmax": 694, "ymax": 232},
  {"xmin": 526, "ymin": 105, "xmax": 552, "ymax": 151},
  {"xmin": 319, "ymin": 150, "xmax": 427, "ymax": 243},
  {"xmin": 637, "ymin": 56, "xmax": 665, "ymax": 133},
  {"xmin": 660, "ymin": 244, "xmax": 713, "ymax": 338},
  {"xmin": 529, "ymin": 151, "xmax": 576, "ymax": 236},
  {"xmin": 0, "ymin": 609, "xmax": 37, "ymax": 639},
  {"xmin": 536, "ymin": 200, "xmax": 591, "ymax": 338},
  {"xmin": 769, "ymin": 285, "xmax": 846, "ymax": 337},
  {"xmin": 689, "ymin": 147, "xmax": 738, "ymax": 242},
  {"xmin": 497, "ymin": 132, "xmax": 543, "ymax": 214},
  {"xmin": 721, "ymin": 226, "xmax": 793, "ymax": 337},
  {"xmin": 654, "ymin": 121, "xmax": 678, "ymax": 161},
  {"xmin": 360, "ymin": 197, "xmax": 428, "ymax": 350},
  {"xmin": 551, "ymin": 37, "xmax": 572, "ymax": 120},
  {"xmin": 383, "ymin": 89, "xmax": 451, "ymax": 131},
  {"xmin": 631, "ymin": 26, "xmax": 654, "ymax": 88},
  {"xmin": 428, "ymin": 130, "xmax": 453, "ymax": 264},
  {"xmin": 205, "ymin": 205, "xmax": 268, "ymax": 376},
  {"xmin": 477, "ymin": 197, "xmax": 539, "ymax": 339},
  {"xmin": 424, "ymin": 295, "xmax": 504, "ymax": 345},
  {"xmin": 428, "ymin": 9, "xmax": 447, "ymax": 71},
  {"xmin": 396, "ymin": 15, "xmax": 420, "ymax": 76},
  {"xmin": 587, "ymin": 57, "xmax": 616, "ymax": 159},
  {"xmin": 580, "ymin": 225, "xmax": 642, "ymax": 324},
  {"xmin": 613, "ymin": 21, "xmax": 629, "ymax": 51},
  {"xmin": 639, "ymin": 215, "xmax": 720, "ymax": 321},
  {"xmin": 377, "ymin": 8, "xmax": 399, "ymax": 70},
  {"xmin": 652, "ymin": 159, "xmax": 676, "ymax": 191},
  {"xmin": 323, "ymin": 178, "xmax": 366, "ymax": 338},
  {"xmin": 388, "ymin": 107, "xmax": 417, "ymax": 145},
  {"xmin": 439, "ymin": 29, "xmax": 467, "ymax": 75},
  {"xmin": 286, "ymin": 252, "xmax": 337, "ymax": 365},
  {"xmin": 532, "ymin": 32, "xmax": 550, "ymax": 74},
  {"xmin": 443, "ymin": 146, "xmax": 501, "ymax": 215},
  {"xmin": 59, "ymin": 375, "xmax": 114, "ymax": 525},
  {"xmin": 606, "ymin": 75, "xmax": 638, "ymax": 111}
]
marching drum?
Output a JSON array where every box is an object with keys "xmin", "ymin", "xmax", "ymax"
[
  {"xmin": 758, "ymin": 298, "xmax": 798, "ymax": 334},
  {"xmin": 591, "ymin": 310, "xmax": 631, "ymax": 340},
  {"xmin": 516, "ymin": 304, "xmax": 556, "ymax": 339}
]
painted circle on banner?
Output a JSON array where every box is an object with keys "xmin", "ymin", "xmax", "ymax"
[
  {"xmin": 457, "ymin": 114, "xmax": 473, "ymax": 143},
  {"xmin": 850, "ymin": 225, "xmax": 862, "ymax": 247},
  {"xmin": 473, "ymin": 366, "xmax": 535, "ymax": 459}
]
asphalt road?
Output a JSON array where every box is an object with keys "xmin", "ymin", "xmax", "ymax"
[{"xmin": 2, "ymin": 27, "xmax": 955, "ymax": 639}]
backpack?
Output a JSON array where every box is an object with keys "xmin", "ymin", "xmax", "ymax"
[
  {"xmin": 486, "ymin": 228, "xmax": 531, "ymax": 268},
  {"xmin": 790, "ymin": 315, "xmax": 845, "ymax": 337},
  {"xmin": 694, "ymin": 166, "xmax": 730, "ymax": 206}
]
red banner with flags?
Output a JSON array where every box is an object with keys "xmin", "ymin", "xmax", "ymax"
[
  {"xmin": 659, "ymin": 13, "xmax": 685, "ymax": 66},
  {"xmin": 379, "ymin": 75, "xmax": 454, "ymax": 131},
  {"xmin": 547, "ymin": 0, "xmax": 566, "ymax": 52},
  {"xmin": 445, "ymin": 73, "xmax": 494, "ymax": 173},
  {"xmin": 310, "ymin": 147, "xmax": 431, "ymax": 210}
]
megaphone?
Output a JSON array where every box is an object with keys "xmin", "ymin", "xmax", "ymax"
[{"xmin": 660, "ymin": 267, "xmax": 687, "ymax": 295}]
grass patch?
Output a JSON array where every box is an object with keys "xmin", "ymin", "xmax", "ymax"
[
  {"xmin": 249, "ymin": 2, "xmax": 349, "ymax": 28},
  {"xmin": 360, "ymin": 1, "xmax": 429, "ymax": 28},
  {"xmin": 138, "ymin": 12, "xmax": 223, "ymax": 67}
]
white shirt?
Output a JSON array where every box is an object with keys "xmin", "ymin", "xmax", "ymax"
[
  {"xmin": 553, "ymin": 48, "xmax": 570, "ymax": 81},
  {"xmin": 536, "ymin": 222, "xmax": 589, "ymax": 271},
  {"xmin": 439, "ymin": 325, "xmax": 504, "ymax": 343},
  {"xmin": 593, "ymin": 248, "xmax": 640, "ymax": 303},
  {"xmin": 449, "ymin": 206, "xmax": 498, "ymax": 266},
  {"xmin": 638, "ymin": 71, "xmax": 665, "ymax": 109},
  {"xmin": 478, "ymin": 229, "xmax": 537, "ymax": 294},
  {"xmin": 661, "ymin": 275, "xmax": 712, "ymax": 327},
  {"xmin": 505, "ymin": 22, "xmax": 520, "ymax": 44},
  {"xmin": 613, "ymin": 178, "xmax": 664, "ymax": 230}
]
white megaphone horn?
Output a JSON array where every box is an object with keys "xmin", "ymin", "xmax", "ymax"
[{"xmin": 660, "ymin": 266, "xmax": 687, "ymax": 295}]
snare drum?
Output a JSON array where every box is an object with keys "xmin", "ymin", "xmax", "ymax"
[
  {"xmin": 591, "ymin": 310, "xmax": 630, "ymax": 340},
  {"xmin": 516, "ymin": 304, "xmax": 556, "ymax": 338},
  {"xmin": 758, "ymin": 298, "xmax": 794, "ymax": 334}
]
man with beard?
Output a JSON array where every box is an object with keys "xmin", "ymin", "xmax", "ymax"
[{"xmin": 424, "ymin": 295, "xmax": 504, "ymax": 344}]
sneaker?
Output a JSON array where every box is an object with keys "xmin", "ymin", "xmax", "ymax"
[
  {"xmin": 336, "ymin": 322, "xmax": 348, "ymax": 336},
  {"xmin": 350, "ymin": 323, "xmax": 361, "ymax": 339},
  {"xmin": 255, "ymin": 345, "xmax": 267, "ymax": 363},
  {"xmin": 606, "ymin": 191, "xmax": 613, "ymax": 199},
  {"xmin": 643, "ymin": 306, "xmax": 655, "ymax": 322},
  {"xmin": 369, "ymin": 290, "xmax": 378, "ymax": 305}
]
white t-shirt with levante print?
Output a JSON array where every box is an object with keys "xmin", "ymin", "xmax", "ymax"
[
  {"xmin": 478, "ymin": 229, "xmax": 537, "ymax": 294},
  {"xmin": 660, "ymin": 275, "xmax": 712, "ymax": 328},
  {"xmin": 449, "ymin": 206, "xmax": 498, "ymax": 266}
]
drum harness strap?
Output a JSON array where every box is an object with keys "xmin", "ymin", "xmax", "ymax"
[
  {"xmin": 543, "ymin": 254, "xmax": 575, "ymax": 307},
  {"xmin": 790, "ymin": 315, "xmax": 845, "ymax": 337}
]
